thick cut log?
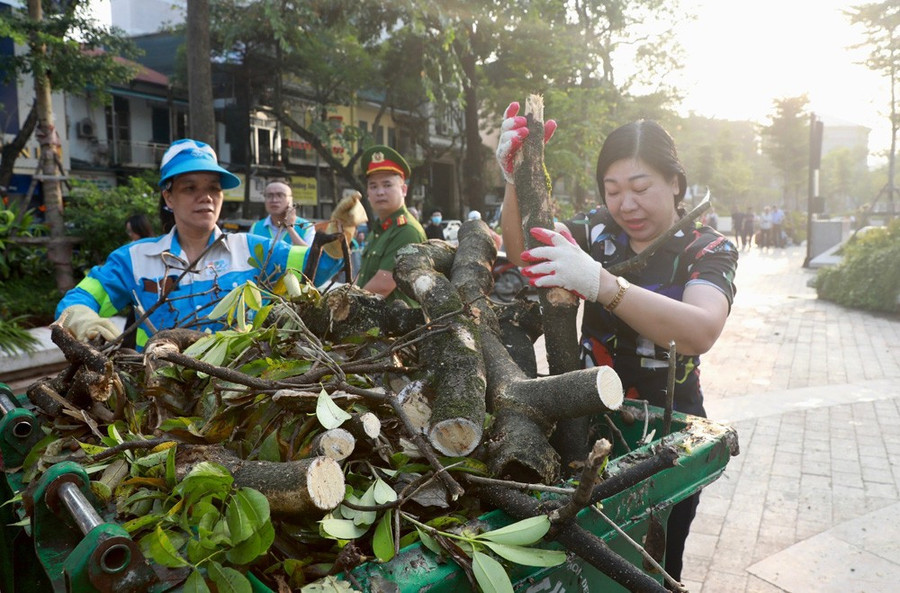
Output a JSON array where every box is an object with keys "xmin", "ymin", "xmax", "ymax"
[
  {"xmin": 395, "ymin": 244, "xmax": 486, "ymax": 457},
  {"xmin": 176, "ymin": 445, "xmax": 345, "ymax": 516},
  {"xmin": 513, "ymin": 94, "xmax": 587, "ymax": 468}
]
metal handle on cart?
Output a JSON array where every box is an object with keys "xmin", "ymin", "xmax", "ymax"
[
  {"xmin": 0, "ymin": 392, "xmax": 35, "ymax": 439},
  {"xmin": 55, "ymin": 481, "xmax": 133, "ymax": 575}
]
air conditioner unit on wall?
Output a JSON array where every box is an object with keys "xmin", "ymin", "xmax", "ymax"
[{"xmin": 76, "ymin": 118, "xmax": 96, "ymax": 139}]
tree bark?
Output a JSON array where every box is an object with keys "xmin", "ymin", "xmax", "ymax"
[
  {"xmin": 28, "ymin": 0, "xmax": 74, "ymax": 294},
  {"xmin": 394, "ymin": 243, "xmax": 486, "ymax": 457},
  {"xmin": 512, "ymin": 94, "xmax": 587, "ymax": 468},
  {"xmin": 176, "ymin": 445, "xmax": 345, "ymax": 517},
  {"xmin": 186, "ymin": 0, "xmax": 216, "ymax": 145}
]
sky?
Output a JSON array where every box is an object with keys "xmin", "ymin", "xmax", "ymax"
[{"xmin": 671, "ymin": 0, "xmax": 891, "ymax": 160}]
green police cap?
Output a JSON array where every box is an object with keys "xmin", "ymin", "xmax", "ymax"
[{"xmin": 360, "ymin": 145, "xmax": 411, "ymax": 180}]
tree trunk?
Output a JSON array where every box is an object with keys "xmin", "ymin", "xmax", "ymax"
[
  {"xmin": 28, "ymin": 0, "xmax": 74, "ymax": 294},
  {"xmin": 0, "ymin": 103, "xmax": 38, "ymax": 208},
  {"xmin": 394, "ymin": 243, "xmax": 487, "ymax": 457},
  {"xmin": 513, "ymin": 94, "xmax": 587, "ymax": 468},
  {"xmin": 186, "ymin": 0, "xmax": 216, "ymax": 145}
]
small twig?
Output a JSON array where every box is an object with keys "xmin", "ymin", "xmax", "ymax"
[
  {"xmin": 663, "ymin": 341, "xmax": 676, "ymax": 437},
  {"xmin": 464, "ymin": 474, "xmax": 576, "ymax": 496},
  {"xmin": 603, "ymin": 414, "xmax": 630, "ymax": 453},
  {"xmin": 549, "ymin": 439, "xmax": 612, "ymax": 525},
  {"xmin": 608, "ymin": 194, "xmax": 710, "ymax": 276},
  {"xmin": 591, "ymin": 506, "xmax": 688, "ymax": 592},
  {"xmin": 158, "ymin": 350, "xmax": 275, "ymax": 391},
  {"xmin": 85, "ymin": 438, "xmax": 173, "ymax": 463}
]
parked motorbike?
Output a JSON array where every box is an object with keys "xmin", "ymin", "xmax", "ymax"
[{"xmin": 490, "ymin": 251, "xmax": 534, "ymax": 302}]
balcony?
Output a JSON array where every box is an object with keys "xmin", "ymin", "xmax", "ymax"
[{"xmin": 109, "ymin": 140, "xmax": 169, "ymax": 168}]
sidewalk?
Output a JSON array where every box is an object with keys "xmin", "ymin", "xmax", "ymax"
[{"xmin": 682, "ymin": 244, "xmax": 900, "ymax": 592}]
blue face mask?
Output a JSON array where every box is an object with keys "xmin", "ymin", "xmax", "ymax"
[{"xmin": 431, "ymin": 216, "xmax": 442, "ymax": 225}]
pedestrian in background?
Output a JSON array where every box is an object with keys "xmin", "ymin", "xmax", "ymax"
[
  {"xmin": 730, "ymin": 207, "xmax": 744, "ymax": 249},
  {"xmin": 425, "ymin": 210, "xmax": 445, "ymax": 239},
  {"xmin": 125, "ymin": 213, "xmax": 154, "ymax": 241},
  {"xmin": 250, "ymin": 180, "xmax": 315, "ymax": 246},
  {"xmin": 741, "ymin": 207, "xmax": 755, "ymax": 251},
  {"xmin": 498, "ymin": 105, "xmax": 738, "ymax": 586}
]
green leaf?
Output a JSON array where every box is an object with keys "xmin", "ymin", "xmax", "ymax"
[
  {"xmin": 243, "ymin": 282, "xmax": 262, "ymax": 310},
  {"xmin": 122, "ymin": 512, "xmax": 164, "ymax": 534},
  {"xmin": 174, "ymin": 462, "xmax": 234, "ymax": 504},
  {"xmin": 475, "ymin": 515, "xmax": 550, "ymax": 546},
  {"xmin": 140, "ymin": 526, "xmax": 189, "ymax": 568},
  {"xmin": 225, "ymin": 487, "xmax": 271, "ymax": 545},
  {"xmin": 372, "ymin": 511, "xmax": 394, "ymax": 562},
  {"xmin": 208, "ymin": 285, "xmax": 243, "ymax": 320},
  {"xmin": 471, "ymin": 551, "xmax": 514, "ymax": 593},
  {"xmin": 258, "ymin": 430, "xmax": 282, "ymax": 462},
  {"xmin": 207, "ymin": 560, "xmax": 252, "ymax": 593},
  {"xmin": 183, "ymin": 568, "xmax": 212, "ymax": 593},
  {"xmin": 90, "ymin": 480, "xmax": 112, "ymax": 503},
  {"xmin": 373, "ymin": 478, "xmax": 397, "ymax": 504},
  {"xmin": 226, "ymin": 519, "xmax": 275, "ymax": 564},
  {"xmin": 320, "ymin": 517, "xmax": 369, "ymax": 540},
  {"xmin": 183, "ymin": 334, "xmax": 217, "ymax": 358},
  {"xmin": 481, "ymin": 541, "xmax": 566, "ymax": 567},
  {"xmin": 316, "ymin": 389, "xmax": 352, "ymax": 429},
  {"xmin": 165, "ymin": 444, "xmax": 177, "ymax": 489},
  {"xmin": 202, "ymin": 338, "xmax": 229, "ymax": 369},
  {"xmin": 415, "ymin": 527, "xmax": 441, "ymax": 556}
]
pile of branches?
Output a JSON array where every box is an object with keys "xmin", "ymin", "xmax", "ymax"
[{"xmin": 16, "ymin": 97, "xmax": 712, "ymax": 593}]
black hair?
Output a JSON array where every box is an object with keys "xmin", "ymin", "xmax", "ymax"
[
  {"xmin": 595, "ymin": 120, "xmax": 687, "ymax": 206},
  {"xmin": 126, "ymin": 213, "xmax": 154, "ymax": 239},
  {"xmin": 158, "ymin": 195, "xmax": 176, "ymax": 234}
]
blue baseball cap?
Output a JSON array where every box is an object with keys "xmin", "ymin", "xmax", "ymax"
[{"xmin": 158, "ymin": 139, "xmax": 241, "ymax": 190}]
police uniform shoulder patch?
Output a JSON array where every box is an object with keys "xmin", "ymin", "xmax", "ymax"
[{"xmin": 397, "ymin": 215, "xmax": 407, "ymax": 226}]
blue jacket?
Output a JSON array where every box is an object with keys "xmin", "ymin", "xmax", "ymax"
[
  {"xmin": 249, "ymin": 216, "xmax": 316, "ymax": 245},
  {"xmin": 56, "ymin": 227, "xmax": 339, "ymax": 350}
]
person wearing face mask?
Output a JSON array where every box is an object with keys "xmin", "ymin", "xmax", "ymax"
[
  {"xmin": 425, "ymin": 210, "xmax": 445, "ymax": 240},
  {"xmin": 54, "ymin": 139, "xmax": 365, "ymax": 351},
  {"xmin": 355, "ymin": 145, "xmax": 426, "ymax": 305},
  {"xmin": 250, "ymin": 180, "xmax": 315, "ymax": 246},
  {"xmin": 497, "ymin": 103, "xmax": 738, "ymax": 589}
]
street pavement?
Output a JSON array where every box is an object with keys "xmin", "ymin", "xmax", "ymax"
[{"xmin": 680, "ymin": 244, "xmax": 900, "ymax": 593}]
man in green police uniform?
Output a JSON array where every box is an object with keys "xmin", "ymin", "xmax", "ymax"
[{"xmin": 356, "ymin": 145, "xmax": 426, "ymax": 304}]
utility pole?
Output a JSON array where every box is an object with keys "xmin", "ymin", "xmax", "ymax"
[
  {"xmin": 28, "ymin": 0, "xmax": 74, "ymax": 292},
  {"xmin": 803, "ymin": 113, "xmax": 824, "ymax": 268},
  {"xmin": 187, "ymin": 0, "xmax": 216, "ymax": 145}
]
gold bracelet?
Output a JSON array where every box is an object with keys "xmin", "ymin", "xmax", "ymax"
[{"xmin": 604, "ymin": 276, "xmax": 631, "ymax": 312}]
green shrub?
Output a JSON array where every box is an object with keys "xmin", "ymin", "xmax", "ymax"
[
  {"xmin": 0, "ymin": 315, "xmax": 39, "ymax": 355},
  {"xmin": 815, "ymin": 220, "xmax": 900, "ymax": 313},
  {"xmin": 66, "ymin": 174, "xmax": 158, "ymax": 272},
  {"xmin": 0, "ymin": 204, "xmax": 56, "ymax": 329}
]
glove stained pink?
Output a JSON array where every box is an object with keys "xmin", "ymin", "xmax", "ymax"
[
  {"xmin": 495, "ymin": 102, "xmax": 557, "ymax": 184},
  {"xmin": 520, "ymin": 227, "xmax": 602, "ymax": 302}
]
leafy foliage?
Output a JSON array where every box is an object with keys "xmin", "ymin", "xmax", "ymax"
[
  {"xmin": 65, "ymin": 175, "xmax": 159, "ymax": 271},
  {"xmin": 0, "ymin": 204, "xmax": 56, "ymax": 328},
  {"xmin": 815, "ymin": 220, "xmax": 900, "ymax": 313}
]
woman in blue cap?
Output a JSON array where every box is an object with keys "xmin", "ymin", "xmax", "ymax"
[{"xmin": 55, "ymin": 139, "xmax": 365, "ymax": 350}]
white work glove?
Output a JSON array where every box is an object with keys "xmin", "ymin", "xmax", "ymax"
[
  {"xmin": 323, "ymin": 191, "xmax": 368, "ymax": 259},
  {"xmin": 520, "ymin": 227, "xmax": 602, "ymax": 302},
  {"xmin": 58, "ymin": 304, "xmax": 120, "ymax": 342},
  {"xmin": 495, "ymin": 102, "xmax": 558, "ymax": 184}
]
